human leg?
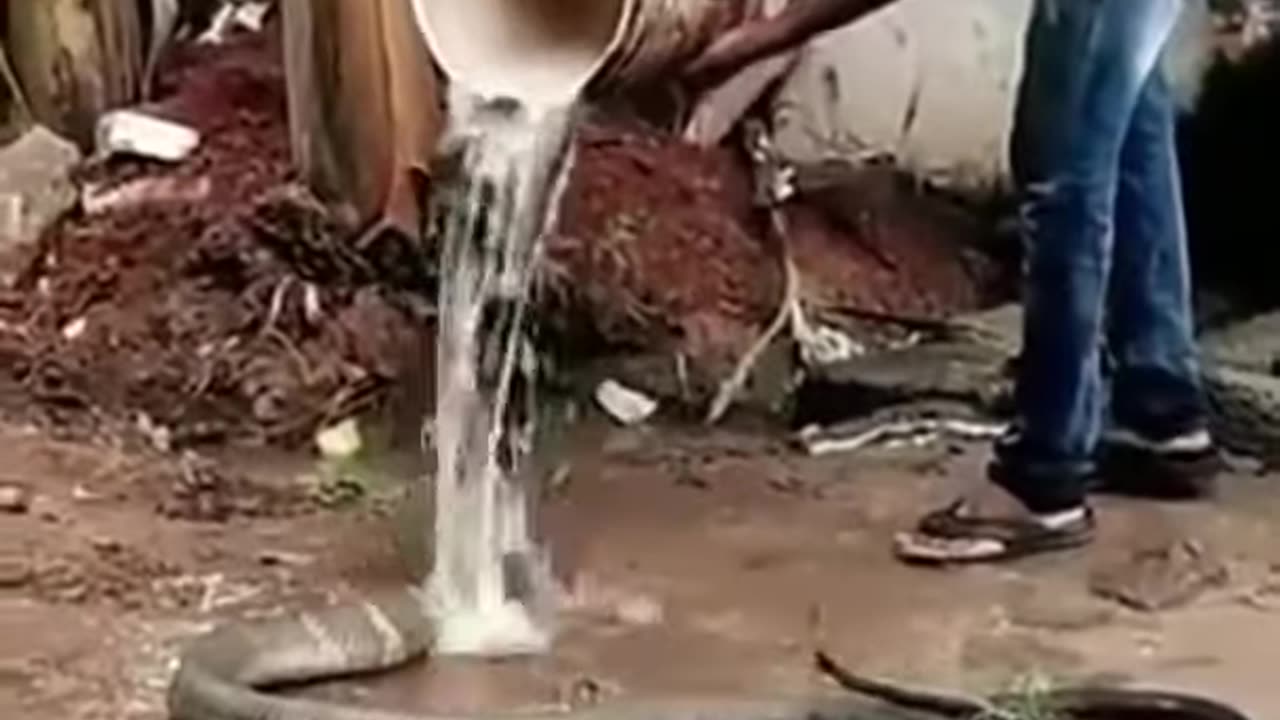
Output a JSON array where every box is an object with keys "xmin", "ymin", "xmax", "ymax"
[
  {"xmin": 1099, "ymin": 62, "xmax": 1220, "ymax": 499},
  {"xmin": 896, "ymin": 0, "xmax": 1186, "ymax": 564}
]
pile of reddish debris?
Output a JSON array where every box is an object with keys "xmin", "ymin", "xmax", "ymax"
[
  {"xmin": 0, "ymin": 30, "xmax": 995, "ymax": 450},
  {"xmin": 0, "ymin": 32, "xmax": 423, "ymax": 448},
  {"xmin": 546, "ymin": 120, "xmax": 995, "ymax": 376}
]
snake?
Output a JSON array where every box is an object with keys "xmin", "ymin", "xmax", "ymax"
[
  {"xmin": 168, "ymin": 308, "xmax": 1270, "ymax": 720},
  {"xmin": 166, "ymin": 584, "xmax": 929, "ymax": 720},
  {"xmin": 804, "ymin": 304, "xmax": 1280, "ymax": 466},
  {"xmin": 166, "ymin": 584, "xmax": 1251, "ymax": 719}
]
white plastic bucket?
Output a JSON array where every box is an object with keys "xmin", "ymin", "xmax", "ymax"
[{"xmin": 408, "ymin": 0, "xmax": 740, "ymax": 103}]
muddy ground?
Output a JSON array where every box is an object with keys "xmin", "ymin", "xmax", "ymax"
[
  {"xmin": 4, "ymin": 20, "xmax": 1278, "ymax": 720},
  {"xmin": 5, "ymin": 419, "xmax": 1280, "ymax": 719}
]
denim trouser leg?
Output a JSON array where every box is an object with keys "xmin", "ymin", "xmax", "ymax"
[
  {"xmin": 1000, "ymin": 0, "xmax": 1186, "ymax": 512},
  {"xmin": 1108, "ymin": 67, "xmax": 1209, "ymax": 438}
]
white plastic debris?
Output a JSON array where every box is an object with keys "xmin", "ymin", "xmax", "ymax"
[
  {"xmin": 193, "ymin": 0, "xmax": 275, "ymax": 43},
  {"xmin": 595, "ymin": 380, "xmax": 658, "ymax": 426},
  {"xmin": 316, "ymin": 418, "xmax": 363, "ymax": 460},
  {"xmin": 797, "ymin": 323, "xmax": 864, "ymax": 368},
  {"xmin": 96, "ymin": 110, "xmax": 201, "ymax": 163},
  {"xmin": 233, "ymin": 1, "xmax": 272, "ymax": 32},
  {"xmin": 136, "ymin": 412, "xmax": 174, "ymax": 453},
  {"xmin": 61, "ymin": 316, "xmax": 88, "ymax": 341},
  {"xmin": 197, "ymin": 2, "xmax": 238, "ymax": 45},
  {"xmin": 0, "ymin": 483, "xmax": 30, "ymax": 514}
]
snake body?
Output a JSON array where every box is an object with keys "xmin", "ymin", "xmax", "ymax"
[
  {"xmin": 810, "ymin": 304, "xmax": 1280, "ymax": 464},
  {"xmin": 167, "ymin": 586, "xmax": 1250, "ymax": 719},
  {"xmin": 168, "ymin": 305, "xmax": 1270, "ymax": 720},
  {"xmin": 167, "ymin": 586, "xmax": 929, "ymax": 720}
]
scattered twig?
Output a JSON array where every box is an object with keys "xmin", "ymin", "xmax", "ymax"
[
  {"xmin": 321, "ymin": 377, "xmax": 382, "ymax": 427},
  {"xmin": 705, "ymin": 121, "xmax": 803, "ymax": 425},
  {"xmin": 707, "ymin": 116, "xmax": 861, "ymax": 423},
  {"xmin": 704, "ymin": 257, "xmax": 795, "ymax": 424},
  {"xmin": 183, "ymin": 336, "xmax": 240, "ymax": 403},
  {"xmin": 264, "ymin": 327, "xmax": 312, "ymax": 384},
  {"xmin": 186, "ymin": 274, "xmax": 300, "ymax": 406},
  {"xmin": 257, "ymin": 276, "xmax": 295, "ymax": 344}
]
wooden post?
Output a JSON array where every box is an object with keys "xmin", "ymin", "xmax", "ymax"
[
  {"xmin": 281, "ymin": 0, "xmax": 442, "ymax": 239},
  {"xmin": 4, "ymin": 0, "xmax": 144, "ymax": 147}
]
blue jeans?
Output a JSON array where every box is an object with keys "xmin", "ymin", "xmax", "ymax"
[{"xmin": 999, "ymin": 0, "xmax": 1209, "ymax": 512}]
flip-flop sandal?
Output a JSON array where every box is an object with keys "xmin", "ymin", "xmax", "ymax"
[{"xmin": 894, "ymin": 500, "xmax": 1095, "ymax": 565}]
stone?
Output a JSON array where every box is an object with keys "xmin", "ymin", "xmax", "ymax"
[
  {"xmin": 565, "ymin": 676, "xmax": 622, "ymax": 708},
  {"xmin": 1090, "ymin": 540, "xmax": 1230, "ymax": 613},
  {"xmin": 256, "ymin": 550, "xmax": 313, "ymax": 568},
  {"xmin": 614, "ymin": 594, "xmax": 664, "ymax": 627},
  {"xmin": 0, "ymin": 483, "xmax": 30, "ymax": 514},
  {"xmin": 1008, "ymin": 585, "xmax": 1115, "ymax": 632},
  {"xmin": 960, "ymin": 631, "xmax": 1085, "ymax": 676},
  {"xmin": 0, "ymin": 126, "xmax": 81, "ymax": 280},
  {"xmin": 315, "ymin": 418, "xmax": 363, "ymax": 460},
  {"xmin": 0, "ymin": 556, "xmax": 32, "ymax": 588},
  {"xmin": 90, "ymin": 536, "xmax": 123, "ymax": 554}
]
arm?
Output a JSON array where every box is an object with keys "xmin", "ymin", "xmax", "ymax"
[{"xmin": 683, "ymin": 0, "xmax": 903, "ymax": 87}]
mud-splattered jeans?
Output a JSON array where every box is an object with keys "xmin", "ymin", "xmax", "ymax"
[{"xmin": 998, "ymin": 0, "xmax": 1210, "ymax": 512}]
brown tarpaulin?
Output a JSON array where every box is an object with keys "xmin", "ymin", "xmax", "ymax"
[{"xmin": 281, "ymin": 0, "xmax": 442, "ymax": 239}]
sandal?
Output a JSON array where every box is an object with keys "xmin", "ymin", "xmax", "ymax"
[{"xmin": 894, "ymin": 500, "xmax": 1096, "ymax": 565}]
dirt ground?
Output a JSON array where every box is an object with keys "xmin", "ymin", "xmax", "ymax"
[
  {"xmin": 5, "ymin": 18, "xmax": 1275, "ymax": 720},
  {"xmin": 5, "ymin": 417, "xmax": 1279, "ymax": 720}
]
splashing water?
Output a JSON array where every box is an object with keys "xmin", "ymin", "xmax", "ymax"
[{"xmin": 422, "ymin": 87, "xmax": 576, "ymax": 657}]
